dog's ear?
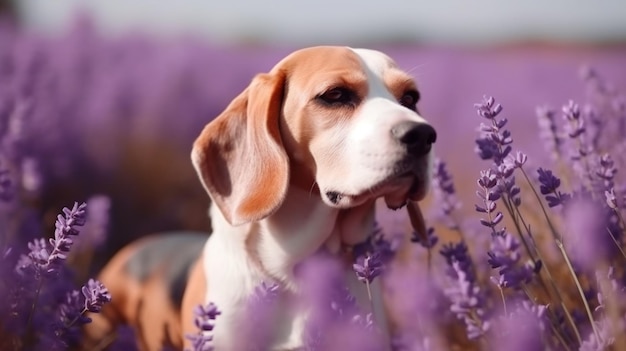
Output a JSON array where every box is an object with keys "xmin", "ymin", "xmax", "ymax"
[{"xmin": 191, "ymin": 71, "xmax": 289, "ymax": 225}]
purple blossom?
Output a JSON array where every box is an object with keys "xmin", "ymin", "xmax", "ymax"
[
  {"xmin": 579, "ymin": 318, "xmax": 615, "ymax": 351},
  {"xmin": 444, "ymin": 260, "xmax": 490, "ymax": 340},
  {"xmin": 186, "ymin": 302, "xmax": 221, "ymax": 351},
  {"xmin": 537, "ymin": 168, "xmax": 569, "ymax": 207},
  {"xmin": 490, "ymin": 301, "xmax": 549, "ymax": 351},
  {"xmin": 352, "ymin": 223, "xmax": 398, "ymax": 266},
  {"xmin": 81, "ymin": 278, "xmax": 111, "ymax": 313},
  {"xmin": 431, "ymin": 159, "xmax": 462, "ymax": 229},
  {"xmin": 563, "ymin": 100, "xmax": 586, "ymax": 138},
  {"xmin": 300, "ymin": 254, "xmax": 385, "ymax": 351},
  {"xmin": 411, "ymin": 227, "xmax": 439, "ymax": 249},
  {"xmin": 476, "ymin": 169, "xmax": 504, "ymax": 230},
  {"xmin": 439, "ymin": 238, "xmax": 491, "ymax": 340},
  {"xmin": 487, "ymin": 233, "xmax": 538, "ymax": 289},
  {"xmin": 474, "ymin": 96, "xmax": 511, "ymax": 165},
  {"xmin": 0, "ymin": 168, "xmax": 13, "ymax": 201},
  {"xmin": 604, "ymin": 188, "xmax": 622, "ymax": 210},
  {"xmin": 536, "ymin": 105, "xmax": 562, "ymax": 159},
  {"xmin": 474, "ymin": 95, "xmax": 503, "ymax": 120},
  {"xmin": 46, "ymin": 202, "xmax": 87, "ymax": 274},
  {"xmin": 596, "ymin": 153, "xmax": 617, "ymax": 190},
  {"xmin": 353, "ymin": 252, "xmax": 384, "ymax": 284},
  {"xmin": 440, "ymin": 241, "xmax": 475, "ymax": 282}
]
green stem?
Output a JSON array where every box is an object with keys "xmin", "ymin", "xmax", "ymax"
[
  {"xmin": 556, "ymin": 240, "xmax": 602, "ymax": 344},
  {"xmin": 519, "ymin": 168, "xmax": 561, "ymax": 241},
  {"xmin": 606, "ymin": 227, "xmax": 626, "ymax": 260},
  {"xmin": 66, "ymin": 307, "xmax": 89, "ymax": 329}
]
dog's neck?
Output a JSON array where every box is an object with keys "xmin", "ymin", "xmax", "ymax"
[
  {"xmin": 210, "ymin": 184, "xmax": 376, "ymax": 287},
  {"xmin": 206, "ymin": 185, "xmax": 381, "ymax": 350}
]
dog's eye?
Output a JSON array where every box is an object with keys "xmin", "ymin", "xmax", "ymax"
[
  {"xmin": 400, "ymin": 91, "xmax": 420, "ymax": 110},
  {"xmin": 318, "ymin": 87, "xmax": 356, "ymax": 106}
]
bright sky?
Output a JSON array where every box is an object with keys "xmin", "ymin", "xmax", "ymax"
[{"xmin": 15, "ymin": 0, "xmax": 626, "ymax": 45}]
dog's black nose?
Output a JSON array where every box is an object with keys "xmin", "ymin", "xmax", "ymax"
[{"xmin": 391, "ymin": 121, "xmax": 437, "ymax": 156}]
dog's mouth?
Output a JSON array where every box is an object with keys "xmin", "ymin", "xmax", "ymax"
[{"xmin": 324, "ymin": 163, "xmax": 429, "ymax": 209}]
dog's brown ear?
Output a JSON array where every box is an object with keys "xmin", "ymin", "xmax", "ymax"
[{"xmin": 191, "ymin": 71, "xmax": 289, "ymax": 225}]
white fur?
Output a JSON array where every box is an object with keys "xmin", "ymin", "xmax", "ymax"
[
  {"xmin": 198, "ymin": 47, "xmax": 434, "ymax": 350},
  {"xmin": 314, "ymin": 48, "xmax": 433, "ymax": 208}
]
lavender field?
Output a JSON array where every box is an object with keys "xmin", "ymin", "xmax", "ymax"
[{"xmin": 2, "ymin": 18, "xmax": 626, "ymax": 350}]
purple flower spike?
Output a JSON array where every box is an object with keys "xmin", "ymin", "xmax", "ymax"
[
  {"xmin": 475, "ymin": 96, "xmax": 503, "ymax": 120},
  {"xmin": 432, "ymin": 159, "xmax": 462, "ymax": 229},
  {"xmin": 596, "ymin": 153, "xmax": 617, "ymax": 189},
  {"xmin": 536, "ymin": 106, "xmax": 562, "ymax": 159},
  {"xmin": 0, "ymin": 169, "xmax": 13, "ymax": 202},
  {"xmin": 474, "ymin": 96, "xmax": 512, "ymax": 165},
  {"xmin": 537, "ymin": 168, "xmax": 561, "ymax": 194},
  {"xmin": 444, "ymin": 260, "xmax": 490, "ymax": 340},
  {"xmin": 47, "ymin": 202, "xmax": 88, "ymax": 273},
  {"xmin": 81, "ymin": 279, "xmax": 111, "ymax": 313},
  {"xmin": 411, "ymin": 227, "xmax": 439, "ymax": 249},
  {"xmin": 433, "ymin": 159, "xmax": 455, "ymax": 195},
  {"xmin": 186, "ymin": 302, "xmax": 221, "ymax": 351},
  {"xmin": 478, "ymin": 169, "xmax": 498, "ymax": 189},
  {"xmin": 509, "ymin": 151, "xmax": 528, "ymax": 168},
  {"xmin": 440, "ymin": 241, "xmax": 475, "ymax": 282},
  {"xmin": 537, "ymin": 168, "xmax": 569, "ymax": 207},
  {"xmin": 193, "ymin": 303, "xmax": 221, "ymax": 332},
  {"xmin": 487, "ymin": 233, "xmax": 536, "ymax": 289},
  {"xmin": 26, "ymin": 238, "xmax": 50, "ymax": 270},
  {"xmin": 605, "ymin": 188, "xmax": 621, "ymax": 210},
  {"xmin": 353, "ymin": 252, "xmax": 384, "ymax": 284}
]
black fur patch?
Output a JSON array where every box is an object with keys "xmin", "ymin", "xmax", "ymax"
[{"xmin": 124, "ymin": 232, "xmax": 209, "ymax": 308}]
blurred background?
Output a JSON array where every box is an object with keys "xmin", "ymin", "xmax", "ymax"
[{"xmin": 1, "ymin": 0, "xmax": 625, "ymax": 267}]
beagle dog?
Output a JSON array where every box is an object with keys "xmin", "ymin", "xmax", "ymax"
[{"xmin": 84, "ymin": 46, "xmax": 436, "ymax": 351}]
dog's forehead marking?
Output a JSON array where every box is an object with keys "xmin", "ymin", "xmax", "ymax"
[
  {"xmin": 350, "ymin": 48, "xmax": 395, "ymax": 77},
  {"xmin": 349, "ymin": 48, "xmax": 398, "ymax": 98}
]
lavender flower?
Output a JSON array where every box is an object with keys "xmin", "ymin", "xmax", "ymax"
[
  {"xmin": 411, "ymin": 227, "xmax": 439, "ymax": 249},
  {"xmin": 604, "ymin": 188, "xmax": 622, "ymax": 210},
  {"xmin": 440, "ymin": 241, "xmax": 474, "ymax": 281},
  {"xmin": 474, "ymin": 96, "xmax": 511, "ymax": 165},
  {"xmin": 596, "ymin": 153, "xmax": 617, "ymax": 190},
  {"xmin": 46, "ymin": 202, "xmax": 87, "ymax": 274},
  {"xmin": 537, "ymin": 168, "xmax": 569, "ymax": 207},
  {"xmin": 0, "ymin": 168, "xmax": 13, "ymax": 202},
  {"xmin": 563, "ymin": 100, "xmax": 586, "ymax": 138},
  {"xmin": 490, "ymin": 301, "xmax": 549, "ymax": 351},
  {"xmin": 487, "ymin": 233, "xmax": 538, "ymax": 289},
  {"xmin": 352, "ymin": 223, "xmax": 399, "ymax": 266},
  {"xmin": 186, "ymin": 303, "xmax": 221, "ymax": 351},
  {"xmin": 351, "ymin": 223, "xmax": 398, "ymax": 288},
  {"xmin": 440, "ymin": 240, "xmax": 491, "ymax": 339},
  {"xmin": 444, "ymin": 260, "xmax": 490, "ymax": 340},
  {"xmin": 536, "ymin": 105, "xmax": 562, "ymax": 160},
  {"xmin": 475, "ymin": 169, "xmax": 504, "ymax": 231},
  {"xmin": 301, "ymin": 254, "xmax": 385, "ymax": 351},
  {"xmin": 353, "ymin": 252, "xmax": 384, "ymax": 284},
  {"xmin": 236, "ymin": 281, "xmax": 282, "ymax": 350},
  {"xmin": 431, "ymin": 159, "xmax": 462, "ymax": 229},
  {"xmin": 82, "ymin": 278, "xmax": 111, "ymax": 313},
  {"xmin": 579, "ymin": 318, "xmax": 615, "ymax": 351}
]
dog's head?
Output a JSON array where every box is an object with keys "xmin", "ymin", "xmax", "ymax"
[{"xmin": 192, "ymin": 46, "xmax": 436, "ymax": 226}]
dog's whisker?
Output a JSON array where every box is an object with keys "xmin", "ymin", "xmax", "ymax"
[
  {"xmin": 405, "ymin": 62, "xmax": 428, "ymax": 75},
  {"xmin": 309, "ymin": 181, "xmax": 318, "ymax": 198}
]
